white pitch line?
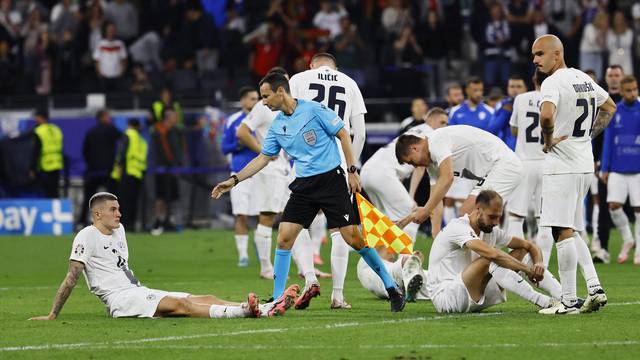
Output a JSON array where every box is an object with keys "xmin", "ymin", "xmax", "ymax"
[{"xmin": 0, "ymin": 313, "xmax": 502, "ymax": 352}]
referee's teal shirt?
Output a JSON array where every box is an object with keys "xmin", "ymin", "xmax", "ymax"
[{"xmin": 262, "ymin": 99, "xmax": 344, "ymax": 178}]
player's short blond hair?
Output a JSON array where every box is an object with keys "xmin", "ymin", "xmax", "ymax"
[{"xmin": 621, "ymin": 75, "xmax": 637, "ymax": 87}]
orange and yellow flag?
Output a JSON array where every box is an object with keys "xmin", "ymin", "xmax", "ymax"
[{"xmin": 355, "ymin": 193, "xmax": 414, "ymax": 255}]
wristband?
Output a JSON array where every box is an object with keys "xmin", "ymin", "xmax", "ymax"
[{"xmin": 230, "ymin": 175, "xmax": 239, "ymax": 186}]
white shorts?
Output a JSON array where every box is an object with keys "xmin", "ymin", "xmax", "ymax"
[
  {"xmin": 446, "ymin": 178, "xmax": 475, "ymax": 200},
  {"xmin": 607, "ymin": 172, "xmax": 640, "ymax": 206},
  {"xmin": 540, "ymin": 173, "xmax": 592, "ymax": 231},
  {"xmin": 469, "ymin": 156, "xmax": 523, "ymax": 201},
  {"xmin": 230, "ymin": 175, "xmax": 258, "ymax": 216},
  {"xmin": 361, "ymin": 170, "xmax": 413, "ymax": 221},
  {"xmin": 509, "ymin": 160, "xmax": 544, "ymax": 217},
  {"xmin": 252, "ymin": 171, "xmax": 287, "ymax": 213},
  {"xmin": 107, "ymin": 286, "xmax": 190, "ymax": 318},
  {"xmin": 431, "ymin": 273, "xmax": 506, "ymax": 313},
  {"xmin": 356, "ymin": 258, "xmax": 429, "ymax": 300},
  {"xmin": 590, "ymin": 174, "xmax": 599, "ymax": 195}
]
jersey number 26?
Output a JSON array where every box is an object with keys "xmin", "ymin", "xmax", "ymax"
[{"xmin": 309, "ymin": 83, "xmax": 346, "ymax": 119}]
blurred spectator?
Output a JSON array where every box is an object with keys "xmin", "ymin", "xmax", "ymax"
[
  {"xmin": 168, "ymin": 57, "xmax": 198, "ymax": 93},
  {"xmin": 93, "ymin": 21, "xmax": 127, "ymax": 92},
  {"xmin": 580, "ymin": 11, "xmax": 608, "ymax": 81},
  {"xmin": 104, "ymin": 0, "xmax": 138, "ymax": 43},
  {"xmin": 15, "ymin": 0, "xmax": 48, "ymax": 22},
  {"xmin": 79, "ymin": 109, "xmax": 121, "ymax": 227},
  {"xmin": 151, "ymin": 109, "xmax": 185, "ymax": 235},
  {"xmin": 505, "ymin": 0, "xmax": 534, "ymax": 59},
  {"xmin": 381, "ymin": 0, "xmax": 413, "ymax": 36},
  {"xmin": 219, "ymin": 5, "xmax": 248, "ymax": 83},
  {"xmin": 0, "ymin": 39, "xmax": 17, "ymax": 95},
  {"xmin": 20, "ymin": 7, "xmax": 48, "ymax": 93},
  {"xmin": 50, "ymin": 0, "xmax": 78, "ymax": 45},
  {"xmin": 0, "ymin": 0, "xmax": 21, "ymax": 43},
  {"xmin": 313, "ymin": 0, "xmax": 347, "ymax": 38},
  {"xmin": 416, "ymin": 11, "xmax": 447, "ymax": 100},
  {"xmin": 585, "ymin": 68, "xmax": 598, "ymax": 82},
  {"xmin": 112, "ymin": 119, "xmax": 147, "ymax": 232},
  {"xmin": 483, "ymin": 3, "xmax": 511, "ymax": 89},
  {"xmin": 163, "ymin": 3, "xmax": 217, "ymax": 71},
  {"xmin": 393, "ymin": 26, "xmax": 422, "ymax": 67},
  {"xmin": 332, "ymin": 15, "xmax": 366, "ymax": 87},
  {"xmin": 51, "ymin": 29, "xmax": 80, "ymax": 93},
  {"xmin": 606, "ymin": 11, "xmax": 633, "ymax": 75},
  {"xmin": 444, "ymin": 82, "xmax": 465, "ymax": 112},
  {"xmin": 398, "ymin": 97, "xmax": 428, "ymax": 134},
  {"xmin": 543, "ymin": 0, "xmax": 582, "ymax": 66},
  {"xmin": 246, "ymin": 21, "xmax": 284, "ymax": 83},
  {"xmin": 485, "ymin": 86, "xmax": 504, "ymax": 110},
  {"xmin": 532, "ymin": 8, "xmax": 562, "ymax": 40},
  {"xmin": 130, "ymin": 63, "xmax": 154, "ymax": 94},
  {"xmin": 151, "ymin": 88, "xmax": 184, "ymax": 126},
  {"xmin": 30, "ymin": 109, "xmax": 63, "ymax": 198},
  {"xmin": 129, "ymin": 31, "xmax": 162, "ymax": 72}
]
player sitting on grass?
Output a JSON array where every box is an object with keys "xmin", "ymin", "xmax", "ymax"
[
  {"xmin": 357, "ymin": 249, "xmax": 429, "ymax": 302},
  {"xmin": 426, "ymin": 190, "xmax": 562, "ymax": 314},
  {"xmin": 29, "ymin": 192, "xmax": 298, "ymax": 320}
]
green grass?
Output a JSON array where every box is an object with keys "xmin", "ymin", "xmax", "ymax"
[{"xmin": 1, "ymin": 229, "xmax": 639, "ymax": 359}]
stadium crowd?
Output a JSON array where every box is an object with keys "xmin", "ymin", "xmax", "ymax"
[{"xmin": 2, "ymin": 0, "xmax": 640, "ymax": 99}]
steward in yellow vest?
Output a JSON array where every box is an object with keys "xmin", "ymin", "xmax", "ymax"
[
  {"xmin": 32, "ymin": 110, "xmax": 63, "ymax": 198},
  {"xmin": 150, "ymin": 88, "xmax": 183, "ymax": 127},
  {"xmin": 112, "ymin": 119, "xmax": 147, "ymax": 231}
]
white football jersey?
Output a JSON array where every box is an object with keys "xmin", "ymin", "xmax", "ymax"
[
  {"xmin": 424, "ymin": 125, "xmax": 515, "ymax": 186},
  {"xmin": 425, "ymin": 215, "xmax": 512, "ymax": 298},
  {"xmin": 539, "ymin": 67, "xmax": 609, "ymax": 174},
  {"xmin": 289, "ymin": 65, "xmax": 367, "ymax": 132},
  {"xmin": 69, "ymin": 225, "xmax": 140, "ymax": 304},
  {"xmin": 509, "ymin": 90, "xmax": 545, "ymax": 161},
  {"xmin": 363, "ymin": 124, "xmax": 433, "ymax": 179},
  {"xmin": 242, "ymin": 101, "xmax": 289, "ymax": 176}
]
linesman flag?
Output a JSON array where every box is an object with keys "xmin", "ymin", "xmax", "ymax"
[{"xmin": 355, "ymin": 193, "xmax": 414, "ymax": 254}]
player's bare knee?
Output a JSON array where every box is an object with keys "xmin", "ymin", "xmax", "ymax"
[
  {"xmin": 608, "ymin": 202, "xmax": 622, "ymax": 210},
  {"xmin": 174, "ymin": 297, "xmax": 192, "ymax": 316}
]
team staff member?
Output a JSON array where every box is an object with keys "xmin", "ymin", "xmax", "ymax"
[
  {"xmin": 150, "ymin": 88, "xmax": 184, "ymax": 127},
  {"xmin": 111, "ymin": 119, "xmax": 147, "ymax": 232},
  {"xmin": 212, "ymin": 73, "xmax": 406, "ymax": 312},
  {"xmin": 31, "ymin": 110, "xmax": 64, "ymax": 198}
]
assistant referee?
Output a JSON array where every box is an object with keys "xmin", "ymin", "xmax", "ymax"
[{"xmin": 212, "ymin": 73, "xmax": 405, "ymax": 312}]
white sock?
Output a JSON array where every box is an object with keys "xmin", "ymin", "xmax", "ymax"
[
  {"xmin": 556, "ymin": 238, "xmax": 578, "ymax": 304},
  {"xmin": 443, "ymin": 206, "xmax": 456, "ymax": 225},
  {"xmin": 255, "ymin": 224, "xmax": 273, "ymax": 272},
  {"xmin": 234, "ymin": 234, "xmax": 249, "ymax": 259},
  {"xmin": 522, "ymin": 254, "xmax": 562, "ymax": 300},
  {"xmin": 330, "ymin": 231, "xmax": 350, "ymax": 302},
  {"xmin": 310, "ymin": 213, "xmax": 327, "ymax": 256},
  {"xmin": 391, "ymin": 258, "xmax": 404, "ymax": 287},
  {"xmin": 610, "ymin": 207, "xmax": 634, "ymax": 244},
  {"xmin": 536, "ymin": 226, "xmax": 554, "ymax": 268},
  {"xmin": 592, "ymin": 204, "xmax": 600, "ymax": 247},
  {"xmin": 507, "ymin": 215, "xmax": 524, "ymax": 239},
  {"xmin": 573, "ymin": 232, "xmax": 602, "ymax": 292},
  {"xmin": 209, "ymin": 304, "xmax": 248, "ymax": 318},
  {"xmin": 403, "ymin": 222, "xmax": 419, "ymax": 243},
  {"xmin": 635, "ymin": 214, "xmax": 640, "ymax": 253},
  {"xmin": 291, "ymin": 229, "xmax": 318, "ymax": 286},
  {"xmin": 489, "ymin": 263, "xmax": 550, "ymax": 308}
]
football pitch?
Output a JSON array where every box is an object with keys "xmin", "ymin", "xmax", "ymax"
[{"xmin": 1, "ymin": 230, "xmax": 639, "ymax": 359}]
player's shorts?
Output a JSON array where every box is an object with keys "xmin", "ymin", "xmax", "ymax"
[
  {"xmin": 282, "ymin": 166, "xmax": 359, "ymax": 229},
  {"xmin": 431, "ymin": 273, "xmax": 506, "ymax": 313},
  {"xmin": 540, "ymin": 173, "xmax": 592, "ymax": 231},
  {"xmin": 230, "ymin": 175, "xmax": 258, "ymax": 216},
  {"xmin": 469, "ymin": 156, "xmax": 523, "ymax": 200},
  {"xmin": 107, "ymin": 286, "xmax": 190, "ymax": 318},
  {"xmin": 607, "ymin": 172, "xmax": 640, "ymax": 206},
  {"xmin": 509, "ymin": 159, "xmax": 544, "ymax": 217},
  {"xmin": 155, "ymin": 173, "xmax": 179, "ymax": 200},
  {"xmin": 445, "ymin": 178, "xmax": 475, "ymax": 200},
  {"xmin": 361, "ymin": 170, "xmax": 413, "ymax": 221},
  {"xmin": 252, "ymin": 170, "xmax": 287, "ymax": 213},
  {"xmin": 590, "ymin": 174, "xmax": 599, "ymax": 195}
]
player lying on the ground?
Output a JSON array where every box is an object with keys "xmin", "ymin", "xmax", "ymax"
[
  {"xmin": 29, "ymin": 192, "xmax": 298, "ymax": 320},
  {"xmin": 357, "ymin": 249, "xmax": 428, "ymax": 302},
  {"xmin": 427, "ymin": 190, "xmax": 562, "ymax": 314}
]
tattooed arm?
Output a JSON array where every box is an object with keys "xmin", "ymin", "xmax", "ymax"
[
  {"xmin": 29, "ymin": 260, "xmax": 85, "ymax": 320},
  {"xmin": 591, "ymin": 97, "xmax": 617, "ymax": 139}
]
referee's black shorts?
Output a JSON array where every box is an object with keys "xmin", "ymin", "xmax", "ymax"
[{"xmin": 281, "ymin": 166, "xmax": 359, "ymax": 229}]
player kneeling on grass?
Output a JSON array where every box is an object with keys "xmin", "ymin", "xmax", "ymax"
[
  {"xmin": 29, "ymin": 192, "xmax": 298, "ymax": 320},
  {"xmin": 427, "ymin": 190, "xmax": 562, "ymax": 314},
  {"xmin": 358, "ymin": 249, "xmax": 429, "ymax": 302}
]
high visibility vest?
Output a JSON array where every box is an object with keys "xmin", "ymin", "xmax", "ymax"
[
  {"xmin": 112, "ymin": 129, "xmax": 147, "ymax": 180},
  {"xmin": 152, "ymin": 101, "xmax": 183, "ymax": 126},
  {"xmin": 34, "ymin": 123, "xmax": 64, "ymax": 172}
]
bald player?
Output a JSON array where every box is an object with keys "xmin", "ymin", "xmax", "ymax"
[
  {"xmin": 289, "ymin": 53, "xmax": 367, "ymax": 309},
  {"xmin": 532, "ymin": 34, "xmax": 616, "ymax": 315}
]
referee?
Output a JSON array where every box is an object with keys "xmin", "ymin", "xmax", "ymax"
[{"xmin": 212, "ymin": 73, "xmax": 405, "ymax": 312}]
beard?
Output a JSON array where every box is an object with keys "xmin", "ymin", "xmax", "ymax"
[{"xmin": 478, "ymin": 222, "xmax": 495, "ymax": 233}]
